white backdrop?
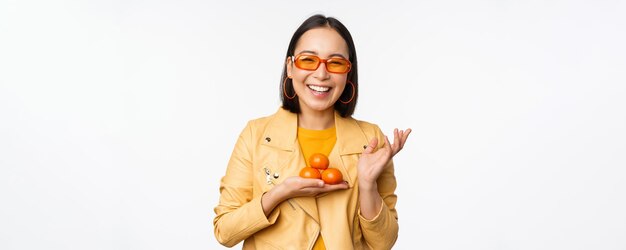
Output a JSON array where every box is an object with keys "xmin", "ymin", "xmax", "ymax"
[{"xmin": 1, "ymin": 0, "xmax": 625, "ymax": 249}]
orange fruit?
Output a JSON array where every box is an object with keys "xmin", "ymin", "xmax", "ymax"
[
  {"xmin": 321, "ymin": 168, "xmax": 343, "ymax": 184},
  {"xmin": 309, "ymin": 153, "xmax": 329, "ymax": 170},
  {"xmin": 299, "ymin": 167, "xmax": 322, "ymax": 179}
]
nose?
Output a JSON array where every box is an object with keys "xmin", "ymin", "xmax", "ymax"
[{"xmin": 312, "ymin": 61, "xmax": 330, "ymax": 80}]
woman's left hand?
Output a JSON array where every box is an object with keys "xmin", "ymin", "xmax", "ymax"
[{"xmin": 357, "ymin": 128, "xmax": 411, "ymax": 187}]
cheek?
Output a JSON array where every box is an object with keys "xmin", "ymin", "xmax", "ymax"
[
  {"xmin": 291, "ymin": 72, "xmax": 307, "ymax": 86},
  {"xmin": 333, "ymin": 77, "xmax": 349, "ymax": 94},
  {"xmin": 292, "ymin": 69, "xmax": 319, "ymax": 85}
]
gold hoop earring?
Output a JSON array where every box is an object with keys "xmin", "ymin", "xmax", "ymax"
[
  {"xmin": 339, "ymin": 81, "xmax": 355, "ymax": 104},
  {"xmin": 283, "ymin": 76, "xmax": 296, "ymax": 100}
]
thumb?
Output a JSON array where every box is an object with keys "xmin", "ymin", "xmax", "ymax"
[{"xmin": 363, "ymin": 137, "xmax": 378, "ymax": 154}]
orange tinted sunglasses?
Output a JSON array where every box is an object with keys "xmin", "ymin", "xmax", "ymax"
[{"xmin": 292, "ymin": 54, "xmax": 352, "ymax": 74}]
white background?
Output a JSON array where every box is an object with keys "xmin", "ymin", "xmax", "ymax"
[{"xmin": 1, "ymin": 0, "xmax": 625, "ymax": 249}]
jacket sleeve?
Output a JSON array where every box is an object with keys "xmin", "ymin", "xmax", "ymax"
[
  {"xmin": 358, "ymin": 125, "xmax": 399, "ymax": 250},
  {"xmin": 213, "ymin": 122, "xmax": 280, "ymax": 247}
]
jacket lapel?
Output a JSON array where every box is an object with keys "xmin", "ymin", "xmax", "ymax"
[
  {"xmin": 332, "ymin": 111, "xmax": 370, "ymax": 187},
  {"xmin": 334, "ymin": 111, "xmax": 370, "ymax": 155}
]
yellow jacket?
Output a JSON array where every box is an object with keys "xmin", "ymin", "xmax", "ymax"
[{"xmin": 214, "ymin": 108, "xmax": 399, "ymax": 249}]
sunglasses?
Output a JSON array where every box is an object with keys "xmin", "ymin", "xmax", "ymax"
[{"xmin": 292, "ymin": 54, "xmax": 352, "ymax": 74}]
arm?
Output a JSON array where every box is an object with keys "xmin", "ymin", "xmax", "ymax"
[
  {"xmin": 213, "ymin": 123, "xmax": 278, "ymax": 247},
  {"xmin": 357, "ymin": 127, "xmax": 411, "ymax": 249},
  {"xmin": 358, "ymin": 158, "xmax": 399, "ymax": 250}
]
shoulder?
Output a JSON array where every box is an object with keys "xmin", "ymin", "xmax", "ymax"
[
  {"xmin": 239, "ymin": 108, "xmax": 293, "ymax": 138},
  {"xmin": 351, "ymin": 117, "xmax": 383, "ymax": 137},
  {"xmin": 246, "ymin": 113, "xmax": 274, "ymax": 129},
  {"xmin": 348, "ymin": 116, "xmax": 388, "ymax": 149},
  {"xmin": 239, "ymin": 111, "xmax": 275, "ymax": 136},
  {"xmin": 245, "ymin": 108, "xmax": 290, "ymax": 128}
]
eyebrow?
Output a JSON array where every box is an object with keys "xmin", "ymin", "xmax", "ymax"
[{"xmin": 296, "ymin": 50, "xmax": 348, "ymax": 59}]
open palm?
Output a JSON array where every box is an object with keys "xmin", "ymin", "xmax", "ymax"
[{"xmin": 357, "ymin": 128, "xmax": 411, "ymax": 185}]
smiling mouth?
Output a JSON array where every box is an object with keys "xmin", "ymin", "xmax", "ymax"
[{"xmin": 307, "ymin": 84, "xmax": 331, "ymax": 92}]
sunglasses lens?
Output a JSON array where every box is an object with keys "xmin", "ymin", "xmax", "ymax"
[
  {"xmin": 326, "ymin": 58, "xmax": 350, "ymax": 73},
  {"xmin": 295, "ymin": 55, "xmax": 320, "ymax": 70}
]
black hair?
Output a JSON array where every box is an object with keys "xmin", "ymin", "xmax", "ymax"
[{"xmin": 280, "ymin": 14, "xmax": 358, "ymax": 118}]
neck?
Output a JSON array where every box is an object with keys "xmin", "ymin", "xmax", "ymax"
[{"xmin": 298, "ymin": 107, "xmax": 335, "ymax": 130}]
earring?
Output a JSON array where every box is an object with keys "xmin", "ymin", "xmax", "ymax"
[
  {"xmin": 339, "ymin": 80, "xmax": 355, "ymax": 104},
  {"xmin": 283, "ymin": 76, "xmax": 296, "ymax": 100}
]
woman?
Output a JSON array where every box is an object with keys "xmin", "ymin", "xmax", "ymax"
[{"xmin": 213, "ymin": 14, "xmax": 411, "ymax": 249}]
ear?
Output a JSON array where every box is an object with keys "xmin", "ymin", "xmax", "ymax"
[{"xmin": 286, "ymin": 56, "xmax": 293, "ymax": 77}]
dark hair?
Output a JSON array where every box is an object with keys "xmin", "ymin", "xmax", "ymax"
[{"xmin": 280, "ymin": 14, "xmax": 358, "ymax": 118}]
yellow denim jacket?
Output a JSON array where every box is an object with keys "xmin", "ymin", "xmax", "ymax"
[{"xmin": 213, "ymin": 108, "xmax": 399, "ymax": 249}]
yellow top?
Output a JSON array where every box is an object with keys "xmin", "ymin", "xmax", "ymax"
[{"xmin": 297, "ymin": 126, "xmax": 337, "ymax": 250}]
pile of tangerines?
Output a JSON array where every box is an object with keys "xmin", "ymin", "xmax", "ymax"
[{"xmin": 299, "ymin": 153, "xmax": 343, "ymax": 184}]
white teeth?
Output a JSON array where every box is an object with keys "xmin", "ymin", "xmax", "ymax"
[{"xmin": 308, "ymin": 85, "xmax": 330, "ymax": 92}]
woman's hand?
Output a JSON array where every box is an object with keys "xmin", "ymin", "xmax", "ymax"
[
  {"xmin": 261, "ymin": 176, "xmax": 348, "ymax": 216},
  {"xmin": 357, "ymin": 128, "xmax": 411, "ymax": 188},
  {"xmin": 275, "ymin": 176, "xmax": 349, "ymax": 199}
]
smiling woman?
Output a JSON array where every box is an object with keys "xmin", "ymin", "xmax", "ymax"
[{"xmin": 213, "ymin": 14, "xmax": 411, "ymax": 250}]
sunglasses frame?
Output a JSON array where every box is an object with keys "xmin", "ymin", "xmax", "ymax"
[{"xmin": 291, "ymin": 54, "xmax": 352, "ymax": 74}]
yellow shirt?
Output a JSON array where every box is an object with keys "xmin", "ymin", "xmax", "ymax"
[{"xmin": 297, "ymin": 126, "xmax": 336, "ymax": 250}]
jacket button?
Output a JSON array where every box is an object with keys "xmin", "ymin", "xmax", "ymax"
[
  {"xmin": 273, "ymin": 173, "xmax": 280, "ymax": 179},
  {"xmin": 265, "ymin": 137, "xmax": 271, "ymax": 142},
  {"xmin": 363, "ymin": 145, "xmax": 367, "ymax": 149}
]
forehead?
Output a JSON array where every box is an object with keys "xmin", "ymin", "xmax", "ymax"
[{"xmin": 294, "ymin": 27, "xmax": 349, "ymax": 58}]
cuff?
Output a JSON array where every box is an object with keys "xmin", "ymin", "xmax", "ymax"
[
  {"xmin": 358, "ymin": 199, "xmax": 385, "ymax": 223},
  {"xmin": 256, "ymin": 192, "xmax": 280, "ymax": 225}
]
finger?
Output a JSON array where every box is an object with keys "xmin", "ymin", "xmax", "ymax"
[
  {"xmin": 396, "ymin": 129, "xmax": 406, "ymax": 149},
  {"xmin": 395, "ymin": 130, "xmax": 404, "ymax": 149},
  {"xmin": 303, "ymin": 182, "xmax": 349, "ymax": 195},
  {"xmin": 392, "ymin": 128, "xmax": 400, "ymax": 152},
  {"xmin": 298, "ymin": 178, "xmax": 325, "ymax": 188},
  {"xmin": 400, "ymin": 128, "xmax": 412, "ymax": 148},
  {"xmin": 389, "ymin": 133, "xmax": 401, "ymax": 156},
  {"xmin": 364, "ymin": 137, "xmax": 378, "ymax": 154},
  {"xmin": 384, "ymin": 135, "xmax": 393, "ymax": 157},
  {"xmin": 323, "ymin": 182, "xmax": 350, "ymax": 191}
]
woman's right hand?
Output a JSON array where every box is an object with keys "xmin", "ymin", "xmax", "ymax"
[{"xmin": 261, "ymin": 176, "xmax": 348, "ymax": 217}]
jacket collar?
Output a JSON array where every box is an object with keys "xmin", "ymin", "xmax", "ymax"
[{"xmin": 262, "ymin": 108, "xmax": 366, "ymax": 155}]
